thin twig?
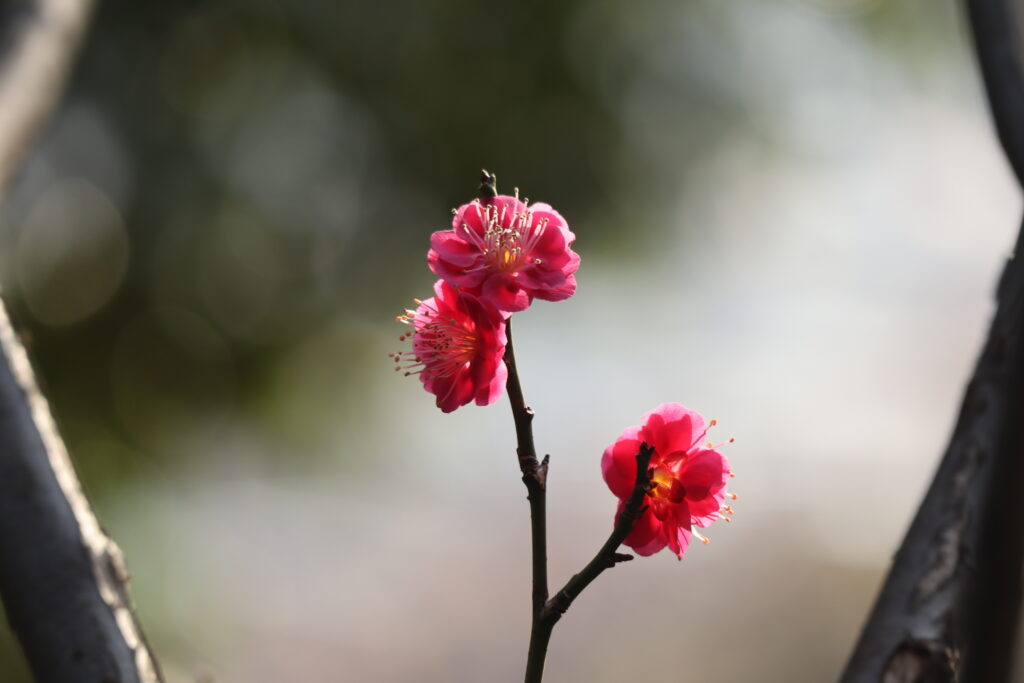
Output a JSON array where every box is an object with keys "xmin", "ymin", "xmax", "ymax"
[{"xmin": 543, "ymin": 443, "xmax": 654, "ymax": 623}]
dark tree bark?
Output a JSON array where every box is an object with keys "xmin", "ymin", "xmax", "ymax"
[
  {"xmin": 0, "ymin": 1, "xmax": 164, "ymax": 681},
  {"xmin": 841, "ymin": 0, "xmax": 1024, "ymax": 681}
]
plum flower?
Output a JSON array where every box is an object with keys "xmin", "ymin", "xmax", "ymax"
[
  {"xmin": 428, "ymin": 192, "xmax": 580, "ymax": 313},
  {"xmin": 602, "ymin": 403, "xmax": 735, "ymax": 559},
  {"xmin": 391, "ymin": 280, "xmax": 508, "ymax": 413}
]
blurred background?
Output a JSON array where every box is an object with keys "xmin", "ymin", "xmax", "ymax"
[{"xmin": 0, "ymin": 0, "xmax": 1020, "ymax": 680}]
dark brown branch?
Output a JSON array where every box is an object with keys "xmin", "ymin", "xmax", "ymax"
[
  {"xmin": 961, "ymin": 240, "xmax": 1024, "ymax": 681},
  {"xmin": 959, "ymin": 1, "xmax": 1024, "ymax": 662},
  {"xmin": 842, "ymin": 2, "xmax": 1024, "ymax": 679},
  {"xmin": 842, "ymin": 220, "xmax": 1024, "ymax": 683},
  {"xmin": 522, "ymin": 442, "xmax": 653, "ymax": 683},
  {"xmin": 0, "ymin": 1, "xmax": 164, "ymax": 681},
  {"xmin": 0, "ymin": 301, "xmax": 164, "ymax": 682},
  {"xmin": 965, "ymin": 0, "xmax": 1024, "ymax": 186},
  {"xmin": 504, "ymin": 318, "xmax": 553, "ymax": 683}
]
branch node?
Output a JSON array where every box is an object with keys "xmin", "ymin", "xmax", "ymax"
[
  {"xmin": 545, "ymin": 590, "xmax": 572, "ymax": 620},
  {"xmin": 538, "ymin": 454, "xmax": 550, "ymax": 485}
]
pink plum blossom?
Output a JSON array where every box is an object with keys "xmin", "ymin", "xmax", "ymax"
[
  {"xmin": 428, "ymin": 193, "xmax": 580, "ymax": 313},
  {"xmin": 602, "ymin": 403, "xmax": 734, "ymax": 559},
  {"xmin": 392, "ymin": 280, "xmax": 508, "ymax": 413}
]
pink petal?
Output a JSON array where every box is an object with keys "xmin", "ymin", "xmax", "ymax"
[
  {"xmin": 601, "ymin": 425, "xmax": 644, "ymax": 499},
  {"xmin": 634, "ymin": 535, "xmax": 669, "ymax": 556},
  {"xmin": 490, "ymin": 196, "xmax": 529, "ymax": 224},
  {"xmin": 650, "ymin": 499, "xmax": 671, "ymax": 521},
  {"xmin": 526, "ymin": 202, "xmax": 560, "ymax": 218},
  {"xmin": 666, "ymin": 503, "xmax": 693, "ymax": 558},
  {"xmin": 672, "ymin": 525, "xmax": 693, "ymax": 559},
  {"xmin": 641, "ymin": 403, "xmax": 692, "ymax": 428},
  {"xmin": 621, "ymin": 505, "xmax": 666, "ymax": 556},
  {"xmin": 429, "ymin": 230, "xmax": 480, "ymax": 266},
  {"xmin": 475, "ymin": 358, "xmax": 508, "ymax": 406},
  {"xmin": 640, "ymin": 412, "xmax": 671, "ymax": 461},
  {"xmin": 447, "ymin": 371, "xmax": 476, "ymax": 412},
  {"xmin": 481, "ymin": 275, "xmax": 530, "ymax": 312},
  {"xmin": 433, "ymin": 278, "xmax": 456, "ymax": 300},
  {"xmin": 451, "ymin": 201, "xmax": 485, "ymax": 236},
  {"xmin": 687, "ymin": 478, "xmax": 727, "ymax": 526},
  {"xmin": 564, "ymin": 249, "xmax": 581, "ymax": 273},
  {"xmin": 685, "ymin": 450, "xmax": 731, "ymax": 527},
  {"xmin": 689, "ymin": 498, "xmax": 723, "ymax": 528},
  {"xmin": 428, "ymin": 249, "xmax": 486, "ymax": 288},
  {"xmin": 642, "ymin": 403, "xmax": 706, "ymax": 461},
  {"xmin": 425, "ymin": 375, "xmax": 458, "ymax": 413},
  {"xmin": 528, "ymin": 204, "xmax": 572, "ymax": 239},
  {"xmin": 679, "ymin": 449, "xmax": 729, "ymax": 502},
  {"xmin": 531, "ymin": 274, "xmax": 577, "ymax": 302},
  {"xmin": 516, "ymin": 266, "xmax": 565, "ymax": 290}
]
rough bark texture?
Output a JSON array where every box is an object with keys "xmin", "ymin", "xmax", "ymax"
[
  {"xmin": 0, "ymin": 0, "xmax": 164, "ymax": 681},
  {"xmin": 841, "ymin": 0, "xmax": 1024, "ymax": 680},
  {"xmin": 0, "ymin": 305, "xmax": 163, "ymax": 682}
]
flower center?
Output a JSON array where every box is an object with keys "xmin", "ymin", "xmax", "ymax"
[
  {"xmin": 648, "ymin": 466, "xmax": 686, "ymax": 503},
  {"xmin": 459, "ymin": 198, "xmax": 550, "ymax": 274},
  {"xmin": 418, "ymin": 318, "xmax": 476, "ymax": 372},
  {"xmin": 392, "ymin": 302, "xmax": 479, "ymax": 380}
]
